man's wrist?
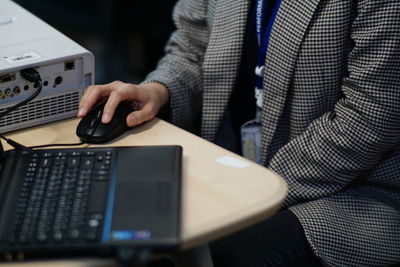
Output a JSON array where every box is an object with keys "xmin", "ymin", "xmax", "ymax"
[
  {"xmin": 141, "ymin": 81, "xmax": 170, "ymax": 106},
  {"xmin": 141, "ymin": 81, "xmax": 171, "ymax": 121}
]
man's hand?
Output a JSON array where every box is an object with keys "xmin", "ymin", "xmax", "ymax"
[{"xmin": 77, "ymin": 81, "xmax": 170, "ymax": 127}]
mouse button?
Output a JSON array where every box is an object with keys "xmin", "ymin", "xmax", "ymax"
[
  {"xmin": 89, "ymin": 117, "xmax": 99, "ymax": 129},
  {"xmin": 117, "ymin": 101, "xmax": 135, "ymax": 116},
  {"xmin": 77, "ymin": 116, "xmax": 91, "ymax": 131},
  {"xmin": 109, "ymin": 107, "xmax": 129, "ymax": 125},
  {"xmin": 90, "ymin": 122, "xmax": 110, "ymax": 138}
]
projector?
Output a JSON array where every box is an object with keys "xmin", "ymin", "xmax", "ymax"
[{"xmin": 0, "ymin": 0, "xmax": 94, "ymax": 133}]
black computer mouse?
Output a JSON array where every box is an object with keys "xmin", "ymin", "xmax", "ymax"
[{"xmin": 76, "ymin": 101, "xmax": 136, "ymax": 144}]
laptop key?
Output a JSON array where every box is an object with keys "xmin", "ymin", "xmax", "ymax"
[
  {"xmin": 67, "ymin": 157, "xmax": 80, "ymax": 168},
  {"xmin": 69, "ymin": 229, "xmax": 81, "ymax": 240},
  {"xmin": 82, "ymin": 156, "xmax": 95, "ymax": 169},
  {"xmin": 86, "ymin": 231, "xmax": 98, "ymax": 241},
  {"xmin": 36, "ymin": 232, "xmax": 47, "ymax": 243},
  {"xmin": 53, "ymin": 231, "xmax": 63, "ymax": 242}
]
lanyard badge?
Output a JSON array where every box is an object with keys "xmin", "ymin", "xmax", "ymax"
[
  {"xmin": 255, "ymin": 0, "xmax": 281, "ymax": 110},
  {"xmin": 241, "ymin": 0, "xmax": 281, "ymax": 164}
]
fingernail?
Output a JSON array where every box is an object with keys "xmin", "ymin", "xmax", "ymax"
[
  {"xmin": 78, "ymin": 108, "xmax": 86, "ymax": 117},
  {"xmin": 102, "ymin": 113, "xmax": 111, "ymax": 123}
]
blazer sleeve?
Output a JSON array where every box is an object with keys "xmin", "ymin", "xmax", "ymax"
[
  {"xmin": 143, "ymin": 0, "xmax": 209, "ymax": 129},
  {"xmin": 268, "ymin": 1, "xmax": 400, "ymax": 207}
]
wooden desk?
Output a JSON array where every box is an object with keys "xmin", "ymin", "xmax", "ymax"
[{"xmin": 1, "ymin": 118, "xmax": 287, "ymax": 264}]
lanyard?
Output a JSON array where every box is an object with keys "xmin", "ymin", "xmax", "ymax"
[{"xmin": 254, "ymin": 0, "xmax": 281, "ymax": 109}]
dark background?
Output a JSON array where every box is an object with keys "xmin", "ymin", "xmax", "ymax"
[{"xmin": 14, "ymin": 0, "xmax": 178, "ymax": 84}]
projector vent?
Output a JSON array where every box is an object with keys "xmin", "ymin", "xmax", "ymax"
[{"xmin": 0, "ymin": 91, "xmax": 80, "ymax": 129}]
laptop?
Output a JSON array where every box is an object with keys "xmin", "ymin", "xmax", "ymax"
[{"xmin": 0, "ymin": 145, "xmax": 182, "ymax": 261}]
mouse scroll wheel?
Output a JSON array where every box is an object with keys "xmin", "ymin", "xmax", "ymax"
[
  {"xmin": 89, "ymin": 118, "xmax": 98, "ymax": 129},
  {"xmin": 96, "ymin": 109, "xmax": 102, "ymax": 119},
  {"xmin": 87, "ymin": 109, "xmax": 103, "ymax": 128}
]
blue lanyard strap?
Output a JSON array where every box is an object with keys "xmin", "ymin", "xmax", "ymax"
[{"xmin": 255, "ymin": 0, "xmax": 281, "ymax": 91}]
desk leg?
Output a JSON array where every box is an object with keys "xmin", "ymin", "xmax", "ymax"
[{"xmin": 174, "ymin": 244, "xmax": 214, "ymax": 267}]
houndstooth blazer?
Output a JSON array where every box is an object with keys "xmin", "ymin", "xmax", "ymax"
[{"xmin": 145, "ymin": 0, "xmax": 400, "ymax": 266}]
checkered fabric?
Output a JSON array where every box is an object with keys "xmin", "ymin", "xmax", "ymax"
[{"xmin": 145, "ymin": 0, "xmax": 400, "ymax": 266}]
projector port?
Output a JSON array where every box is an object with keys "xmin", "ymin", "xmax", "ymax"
[
  {"xmin": 13, "ymin": 86, "xmax": 21, "ymax": 95},
  {"xmin": 0, "ymin": 73, "xmax": 16, "ymax": 83},
  {"xmin": 64, "ymin": 60, "xmax": 75, "ymax": 71},
  {"xmin": 4, "ymin": 88, "xmax": 12, "ymax": 96},
  {"xmin": 55, "ymin": 76, "xmax": 63, "ymax": 85}
]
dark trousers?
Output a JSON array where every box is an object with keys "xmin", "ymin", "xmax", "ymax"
[{"xmin": 209, "ymin": 210, "xmax": 324, "ymax": 267}]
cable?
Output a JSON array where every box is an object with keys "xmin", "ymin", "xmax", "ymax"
[
  {"xmin": 0, "ymin": 134, "xmax": 30, "ymax": 150},
  {"xmin": 0, "ymin": 68, "xmax": 90, "ymax": 151},
  {"xmin": 0, "ymin": 134, "xmax": 85, "ymax": 150},
  {"xmin": 29, "ymin": 142, "xmax": 85, "ymax": 149},
  {"xmin": 0, "ymin": 68, "xmax": 43, "ymax": 150},
  {"xmin": 0, "ymin": 68, "xmax": 43, "ymax": 119}
]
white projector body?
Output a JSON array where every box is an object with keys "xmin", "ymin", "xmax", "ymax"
[{"xmin": 0, "ymin": 0, "xmax": 94, "ymax": 133}]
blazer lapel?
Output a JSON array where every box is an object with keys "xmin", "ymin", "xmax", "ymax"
[
  {"xmin": 201, "ymin": 0, "xmax": 250, "ymax": 141},
  {"xmin": 260, "ymin": 0, "xmax": 321, "ymax": 163}
]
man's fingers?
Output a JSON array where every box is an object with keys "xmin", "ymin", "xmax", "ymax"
[
  {"xmin": 101, "ymin": 83, "xmax": 141, "ymax": 123},
  {"xmin": 78, "ymin": 81, "xmax": 155, "ymax": 127},
  {"xmin": 102, "ymin": 91, "xmax": 124, "ymax": 123},
  {"xmin": 78, "ymin": 85, "xmax": 97, "ymax": 117},
  {"xmin": 78, "ymin": 84, "xmax": 110, "ymax": 117},
  {"xmin": 79, "ymin": 81, "xmax": 130, "ymax": 117},
  {"xmin": 126, "ymin": 104, "xmax": 155, "ymax": 127}
]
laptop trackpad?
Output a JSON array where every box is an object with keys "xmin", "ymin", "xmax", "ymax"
[{"xmin": 112, "ymin": 181, "xmax": 171, "ymax": 232}]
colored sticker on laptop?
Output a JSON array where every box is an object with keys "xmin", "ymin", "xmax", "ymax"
[{"xmin": 110, "ymin": 230, "xmax": 151, "ymax": 241}]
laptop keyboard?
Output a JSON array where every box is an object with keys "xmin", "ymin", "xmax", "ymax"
[{"xmin": 7, "ymin": 149, "xmax": 113, "ymax": 246}]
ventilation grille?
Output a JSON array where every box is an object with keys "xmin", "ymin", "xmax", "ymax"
[{"xmin": 0, "ymin": 91, "xmax": 80, "ymax": 130}]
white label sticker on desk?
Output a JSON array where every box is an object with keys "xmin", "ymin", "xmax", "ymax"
[
  {"xmin": 3, "ymin": 51, "xmax": 41, "ymax": 64},
  {"xmin": 216, "ymin": 156, "xmax": 250, "ymax": 169}
]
